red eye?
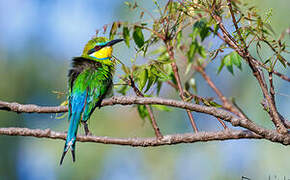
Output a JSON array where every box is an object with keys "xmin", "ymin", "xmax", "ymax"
[
  {"xmin": 87, "ymin": 45, "xmax": 104, "ymax": 55},
  {"xmin": 94, "ymin": 46, "xmax": 102, "ymax": 51}
]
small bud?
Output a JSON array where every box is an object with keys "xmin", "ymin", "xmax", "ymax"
[
  {"xmin": 189, "ymin": 78, "xmax": 196, "ymax": 86},
  {"xmin": 188, "ymin": 7, "xmax": 195, "ymax": 17}
]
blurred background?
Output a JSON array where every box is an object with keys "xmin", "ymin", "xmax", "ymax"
[{"xmin": 0, "ymin": 0, "xmax": 289, "ymax": 179}]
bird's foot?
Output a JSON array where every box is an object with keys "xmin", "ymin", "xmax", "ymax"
[
  {"xmin": 82, "ymin": 121, "xmax": 92, "ymax": 136},
  {"xmin": 87, "ymin": 132, "xmax": 93, "ymax": 136}
]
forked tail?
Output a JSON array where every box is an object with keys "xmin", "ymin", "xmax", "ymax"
[{"xmin": 60, "ymin": 112, "xmax": 81, "ymax": 165}]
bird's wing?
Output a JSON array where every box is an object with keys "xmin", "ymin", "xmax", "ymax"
[
  {"xmin": 81, "ymin": 65, "xmax": 113, "ymax": 121},
  {"xmin": 68, "ymin": 57, "xmax": 113, "ymax": 122}
]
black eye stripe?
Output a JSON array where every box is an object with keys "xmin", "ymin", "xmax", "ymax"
[
  {"xmin": 94, "ymin": 46, "xmax": 102, "ymax": 51},
  {"xmin": 87, "ymin": 45, "xmax": 105, "ymax": 55}
]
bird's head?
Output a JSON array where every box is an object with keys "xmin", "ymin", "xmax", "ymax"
[{"xmin": 82, "ymin": 37, "xmax": 123, "ymax": 61}]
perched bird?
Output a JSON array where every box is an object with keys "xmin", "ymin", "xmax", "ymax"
[{"xmin": 60, "ymin": 37, "xmax": 123, "ymax": 165}]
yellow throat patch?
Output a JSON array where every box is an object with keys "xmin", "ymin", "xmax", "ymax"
[{"xmin": 90, "ymin": 46, "xmax": 113, "ymax": 60}]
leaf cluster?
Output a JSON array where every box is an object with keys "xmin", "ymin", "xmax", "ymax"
[{"xmin": 104, "ymin": 0, "xmax": 289, "ymax": 121}]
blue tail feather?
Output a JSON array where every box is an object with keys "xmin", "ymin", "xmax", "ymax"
[
  {"xmin": 60, "ymin": 110, "xmax": 82, "ymax": 165},
  {"xmin": 60, "ymin": 89, "xmax": 89, "ymax": 165}
]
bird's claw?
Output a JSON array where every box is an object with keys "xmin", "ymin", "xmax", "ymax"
[{"xmin": 82, "ymin": 121, "xmax": 92, "ymax": 136}]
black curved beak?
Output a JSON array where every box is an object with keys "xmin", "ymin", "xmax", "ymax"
[{"xmin": 106, "ymin": 39, "xmax": 124, "ymax": 46}]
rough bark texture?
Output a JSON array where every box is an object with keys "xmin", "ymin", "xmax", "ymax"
[{"xmin": 1, "ymin": 96, "xmax": 290, "ymax": 146}]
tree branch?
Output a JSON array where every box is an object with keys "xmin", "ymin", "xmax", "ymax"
[
  {"xmin": 1, "ymin": 96, "xmax": 290, "ymax": 145},
  {"xmin": 226, "ymin": 0, "xmax": 246, "ymax": 49},
  {"xmin": 210, "ymin": 1, "xmax": 288, "ymax": 134},
  {"xmin": 0, "ymin": 127, "xmax": 262, "ymax": 147},
  {"xmin": 165, "ymin": 42, "xmax": 199, "ymax": 132}
]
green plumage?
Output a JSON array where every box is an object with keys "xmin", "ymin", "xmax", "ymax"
[
  {"xmin": 69, "ymin": 57, "xmax": 114, "ymax": 120},
  {"xmin": 60, "ymin": 37, "xmax": 123, "ymax": 165}
]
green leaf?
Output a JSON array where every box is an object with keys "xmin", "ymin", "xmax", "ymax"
[
  {"xmin": 185, "ymin": 81, "xmax": 190, "ymax": 91},
  {"xmin": 193, "ymin": 19, "xmax": 211, "ymax": 41},
  {"xmin": 150, "ymin": 46, "xmax": 167, "ymax": 55},
  {"xmin": 109, "ymin": 22, "xmax": 118, "ymax": 40},
  {"xmin": 277, "ymin": 54, "xmax": 287, "ymax": 68},
  {"xmin": 219, "ymin": 51, "xmax": 243, "ymax": 75},
  {"xmin": 263, "ymin": 58, "xmax": 270, "ymax": 65},
  {"xmin": 176, "ymin": 31, "xmax": 182, "ymax": 47},
  {"xmin": 185, "ymin": 63, "xmax": 193, "ymax": 75},
  {"xmin": 209, "ymin": 101, "xmax": 222, "ymax": 108},
  {"xmin": 133, "ymin": 26, "xmax": 145, "ymax": 49},
  {"xmin": 156, "ymin": 81, "xmax": 162, "ymax": 95},
  {"xmin": 138, "ymin": 68, "xmax": 148, "ymax": 91},
  {"xmin": 187, "ymin": 41, "xmax": 197, "ymax": 62},
  {"xmin": 152, "ymin": 105, "xmax": 172, "ymax": 112},
  {"xmin": 144, "ymin": 75, "xmax": 155, "ymax": 93},
  {"xmin": 144, "ymin": 68, "xmax": 156, "ymax": 93},
  {"xmin": 137, "ymin": 105, "xmax": 148, "ymax": 120},
  {"xmin": 199, "ymin": 25, "xmax": 210, "ymax": 41},
  {"xmin": 225, "ymin": 56, "xmax": 234, "ymax": 75},
  {"xmin": 217, "ymin": 58, "xmax": 225, "ymax": 74},
  {"xmin": 169, "ymin": 72, "xmax": 177, "ymax": 86},
  {"xmin": 151, "ymin": 64, "xmax": 169, "ymax": 81},
  {"xmin": 231, "ymin": 52, "xmax": 242, "ymax": 70},
  {"xmin": 143, "ymin": 42, "xmax": 149, "ymax": 56},
  {"xmin": 213, "ymin": 24, "xmax": 219, "ymax": 34},
  {"xmin": 198, "ymin": 45, "xmax": 206, "ymax": 58},
  {"xmin": 124, "ymin": 1, "xmax": 131, "ymax": 8},
  {"xmin": 123, "ymin": 26, "xmax": 130, "ymax": 47},
  {"xmin": 194, "ymin": 96, "xmax": 200, "ymax": 104},
  {"xmin": 202, "ymin": 99, "xmax": 211, "ymax": 106},
  {"xmin": 122, "ymin": 64, "xmax": 130, "ymax": 75}
]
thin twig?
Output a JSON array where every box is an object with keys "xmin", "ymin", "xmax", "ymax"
[
  {"xmin": 269, "ymin": 72, "xmax": 276, "ymax": 106},
  {"xmin": 216, "ymin": 118, "xmax": 227, "ymax": 129},
  {"xmin": 167, "ymin": 80, "xmax": 225, "ymax": 128},
  {"xmin": 128, "ymin": 76, "xmax": 163, "ymax": 139},
  {"xmin": 254, "ymin": 59, "xmax": 290, "ymax": 82},
  {"xmin": 195, "ymin": 66, "xmax": 243, "ymax": 118},
  {"xmin": 165, "ymin": 42, "xmax": 198, "ymax": 132},
  {"xmin": 271, "ymin": 70, "xmax": 290, "ymax": 82},
  {"xmin": 227, "ymin": 0, "xmax": 246, "ymax": 49}
]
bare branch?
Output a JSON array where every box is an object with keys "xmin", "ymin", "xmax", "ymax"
[
  {"xmin": 1, "ymin": 96, "xmax": 238, "ymax": 123},
  {"xmin": 2, "ymin": 95, "xmax": 290, "ymax": 142},
  {"xmin": 253, "ymin": 59, "xmax": 290, "ymax": 82},
  {"xmin": 271, "ymin": 70, "xmax": 290, "ymax": 82},
  {"xmin": 0, "ymin": 127, "xmax": 263, "ymax": 147},
  {"xmin": 0, "ymin": 100, "xmax": 68, "ymax": 113},
  {"xmin": 1, "ymin": 96, "xmax": 290, "ymax": 146},
  {"xmin": 165, "ymin": 42, "xmax": 198, "ymax": 132},
  {"xmin": 269, "ymin": 72, "xmax": 276, "ymax": 106}
]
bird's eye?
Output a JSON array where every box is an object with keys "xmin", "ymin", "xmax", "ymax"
[
  {"xmin": 87, "ymin": 45, "xmax": 102, "ymax": 55},
  {"xmin": 94, "ymin": 46, "xmax": 102, "ymax": 51}
]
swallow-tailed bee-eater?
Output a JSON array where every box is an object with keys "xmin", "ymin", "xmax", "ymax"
[{"xmin": 60, "ymin": 37, "xmax": 123, "ymax": 165}]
